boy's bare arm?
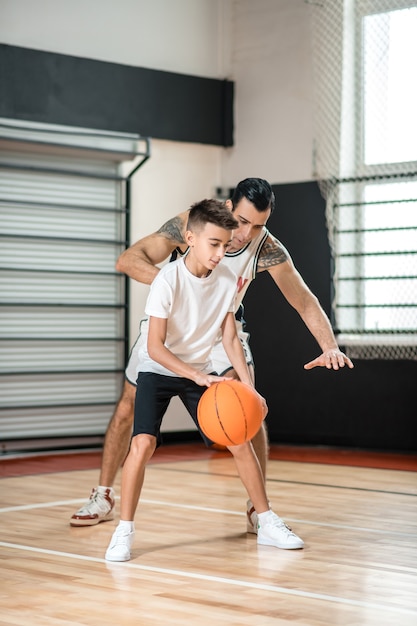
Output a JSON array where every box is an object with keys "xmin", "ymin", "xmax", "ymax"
[
  {"xmin": 147, "ymin": 317, "xmax": 228, "ymax": 387},
  {"xmin": 220, "ymin": 313, "xmax": 253, "ymax": 386},
  {"xmin": 221, "ymin": 313, "xmax": 267, "ymax": 415}
]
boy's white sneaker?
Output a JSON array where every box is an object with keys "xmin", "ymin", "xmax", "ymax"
[
  {"xmin": 70, "ymin": 487, "xmax": 115, "ymax": 526},
  {"xmin": 105, "ymin": 527, "xmax": 135, "ymax": 562},
  {"xmin": 257, "ymin": 511, "xmax": 304, "ymax": 550}
]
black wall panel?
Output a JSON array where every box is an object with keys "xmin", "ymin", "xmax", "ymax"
[
  {"xmin": 243, "ymin": 181, "xmax": 416, "ymax": 452},
  {"xmin": 0, "ymin": 44, "xmax": 234, "ymax": 146}
]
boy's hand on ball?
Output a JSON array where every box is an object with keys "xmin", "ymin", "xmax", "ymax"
[{"xmin": 194, "ymin": 372, "xmax": 231, "ymax": 387}]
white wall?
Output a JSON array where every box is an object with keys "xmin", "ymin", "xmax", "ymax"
[
  {"xmin": 0, "ymin": 0, "xmax": 315, "ymax": 189},
  {"xmin": 0, "ymin": 0, "xmax": 316, "ymax": 214},
  {"xmin": 0, "ymin": 0, "xmax": 230, "ymax": 77},
  {"xmin": 128, "ymin": 139, "xmax": 222, "ymax": 339},
  {"xmin": 222, "ymin": 0, "xmax": 314, "ymax": 186}
]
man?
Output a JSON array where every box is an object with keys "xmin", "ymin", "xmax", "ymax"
[
  {"xmin": 70, "ymin": 178, "xmax": 353, "ymax": 530},
  {"xmin": 105, "ymin": 199, "xmax": 303, "ymax": 562}
]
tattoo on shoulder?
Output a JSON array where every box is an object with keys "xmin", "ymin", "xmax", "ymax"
[
  {"xmin": 156, "ymin": 217, "xmax": 186, "ymax": 244},
  {"xmin": 257, "ymin": 236, "xmax": 288, "ymax": 269}
]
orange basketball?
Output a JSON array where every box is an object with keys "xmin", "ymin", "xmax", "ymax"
[{"xmin": 197, "ymin": 379, "xmax": 264, "ymax": 447}]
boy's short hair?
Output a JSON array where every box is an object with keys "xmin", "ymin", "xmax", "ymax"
[{"xmin": 187, "ymin": 199, "xmax": 238, "ymax": 232}]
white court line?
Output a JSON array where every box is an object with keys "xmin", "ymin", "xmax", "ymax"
[
  {"xmin": 1, "ymin": 541, "xmax": 416, "ymax": 617},
  {"xmin": 0, "ymin": 497, "xmax": 416, "ymax": 538}
]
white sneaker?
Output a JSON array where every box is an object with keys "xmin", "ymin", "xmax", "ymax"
[
  {"xmin": 105, "ymin": 526, "xmax": 135, "ymax": 562},
  {"xmin": 246, "ymin": 500, "xmax": 258, "ymax": 534},
  {"xmin": 70, "ymin": 487, "xmax": 115, "ymax": 527},
  {"xmin": 257, "ymin": 511, "xmax": 304, "ymax": 550}
]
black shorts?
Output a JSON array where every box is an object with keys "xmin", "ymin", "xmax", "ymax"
[{"xmin": 133, "ymin": 371, "xmax": 214, "ymax": 447}]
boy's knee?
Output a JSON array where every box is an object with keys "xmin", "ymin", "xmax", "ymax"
[
  {"xmin": 251, "ymin": 422, "xmax": 268, "ymax": 443},
  {"xmin": 130, "ymin": 433, "xmax": 157, "ymax": 460},
  {"xmin": 227, "ymin": 441, "xmax": 251, "ymax": 457}
]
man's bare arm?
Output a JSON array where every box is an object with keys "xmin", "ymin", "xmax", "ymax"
[
  {"xmin": 156, "ymin": 215, "xmax": 186, "ymax": 243},
  {"xmin": 256, "ymin": 234, "xmax": 289, "ymax": 271},
  {"xmin": 259, "ymin": 234, "xmax": 353, "ymax": 370},
  {"xmin": 116, "ymin": 211, "xmax": 189, "ymax": 284}
]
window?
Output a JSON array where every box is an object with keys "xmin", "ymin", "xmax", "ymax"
[
  {"xmin": 363, "ymin": 6, "xmax": 417, "ymax": 165},
  {"xmin": 310, "ymin": 0, "xmax": 417, "ymax": 359}
]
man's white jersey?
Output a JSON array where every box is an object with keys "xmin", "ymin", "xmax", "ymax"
[
  {"xmin": 224, "ymin": 226, "xmax": 269, "ymax": 310},
  {"xmin": 172, "ymin": 226, "xmax": 269, "ymax": 310}
]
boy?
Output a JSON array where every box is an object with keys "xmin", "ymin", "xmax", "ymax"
[{"xmin": 105, "ymin": 199, "xmax": 304, "ymax": 561}]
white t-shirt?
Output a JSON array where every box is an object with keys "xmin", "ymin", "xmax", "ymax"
[{"xmin": 138, "ymin": 257, "xmax": 237, "ymax": 376}]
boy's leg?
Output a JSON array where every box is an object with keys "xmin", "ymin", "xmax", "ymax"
[
  {"xmin": 181, "ymin": 381, "xmax": 304, "ymax": 551},
  {"xmin": 105, "ymin": 434, "xmax": 156, "ymax": 562},
  {"xmin": 228, "ymin": 442, "xmax": 304, "ymax": 550},
  {"xmin": 105, "ymin": 372, "xmax": 175, "ymax": 562},
  {"xmin": 218, "ymin": 364, "xmax": 268, "ymax": 477},
  {"xmin": 210, "ymin": 324, "xmax": 269, "ymax": 475},
  {"xmin": 228, "ymin": 442, "xmax": 269, "ymax": 513},
  {"xmin": 246, "ymin": 420, "xmax": 269, "ymax": 533},
  {"xmin": 70, "ymin": 379, "xmax": 135, "ymax": 526},
  {"xmin": 215, "ymin": 364, "xmax": 269, "ymax": 533},
  {"xmin": 119, "ymin": 434, "xmax": 156, "ymax": 520}
]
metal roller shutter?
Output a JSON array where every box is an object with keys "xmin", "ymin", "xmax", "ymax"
[{"xmin": 0, "ymin": 120, "xmax": 150, "ymax": 451}]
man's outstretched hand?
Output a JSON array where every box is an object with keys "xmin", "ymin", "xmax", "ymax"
[{"xmin": 304, "ymin": 349, "xmax": 354, "ymax": 371}]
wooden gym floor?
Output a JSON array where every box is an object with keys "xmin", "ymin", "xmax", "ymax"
[{"xmin": 0, "ymin": 443, "xmax": 416, "ymax": 626}]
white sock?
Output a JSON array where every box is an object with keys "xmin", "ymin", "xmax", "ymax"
[
  {"xmin": 97, "ymin": 485, "xmax": 111, "ymax": 492},
  {"xmin": 247, "ymin": 499, "xmax": 271, "ymax": 512},
  {"xmin": 118, "ymin": 520, "xmax": 134, "ymax": 532},
  {"xmin": 257, "ymin": 510, "xmax": 275, "ymax": 527}
]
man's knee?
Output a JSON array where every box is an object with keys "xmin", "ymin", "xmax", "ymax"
[{"xmin": 110, "ymin": 381, "xmax": 136, "ymax": 428}]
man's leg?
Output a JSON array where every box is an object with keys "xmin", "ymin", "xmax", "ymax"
[
  {"xmin": 99, "ymin": 380, "xmax": 136, "ymax": 486},
  {"xmin": 250, "ymin": 421, "xmax": 269, "ymax": 480},
  {"xmin": 70, "ymin": 379, "xmax": 136, "ymax": 526}
]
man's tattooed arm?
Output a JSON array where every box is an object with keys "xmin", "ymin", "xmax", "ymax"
[
  {"xmin": 257, "ymin": 234, "xmax": 288, "ymax": 271},
  {"xmin": 156, "ymin": 216, "xmax": 186, "ymax": 244}
]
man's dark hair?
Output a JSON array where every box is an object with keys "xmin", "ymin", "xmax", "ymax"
[
  {"xmin": 187, "ymin": 199, "xmax": 238, "ymax": 232},
  {"xmin": 231, "ymin": 177, "xmax": 275, "ymax": 213}
]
